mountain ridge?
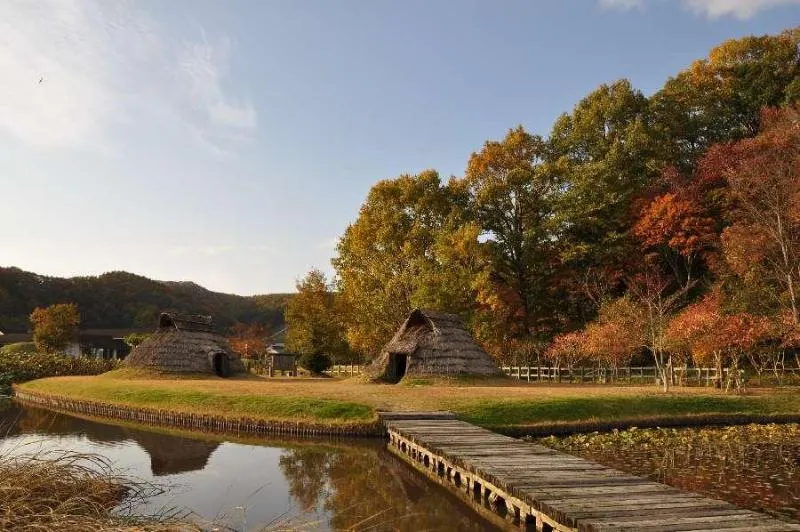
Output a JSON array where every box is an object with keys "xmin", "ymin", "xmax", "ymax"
[{"xmin": 0, "ymin": 267, "xmax": 291, "ymax": 332}]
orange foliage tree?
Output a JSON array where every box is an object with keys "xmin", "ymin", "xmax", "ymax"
[
  {"xmin": 543, "ymin": 331, "xmax": 589, "ymax": 373},
  {"xmin": 668, "ymin": 290, "xmax": 773, "ymax": 391},
  {"xmin": 29, "ymin": 303, "xmax": 80, "ymax": 354},
  {"xmin": 228, "ymin": 322, "xmax": 268, "ymax": 360},
  {"xmin": 633, "ymin": 191, "xmax": 717, "ymax": 289}
]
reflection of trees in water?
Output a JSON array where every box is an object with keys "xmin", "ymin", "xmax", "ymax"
[
  {"xmin": 279, "ymin": 447, "xmax": 332, "ymax": 511},
  {"xmin": 279, "ymin": 444, "xmax": 496, "ymax": 531}
]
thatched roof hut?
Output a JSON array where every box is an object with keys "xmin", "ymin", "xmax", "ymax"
[
  {"xmin": 125, "ymin": 313, "xmax": 244, "ymax": 377},
  {"xmin": 366, "ymin": 309, "xmax": 500, "ymax": 382}
]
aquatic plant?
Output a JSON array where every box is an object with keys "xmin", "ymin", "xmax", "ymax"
[{"xmin": 538, "ymin": 424, "xmax": 800, "ymax": 521}]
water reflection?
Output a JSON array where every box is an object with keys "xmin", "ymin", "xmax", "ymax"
[{"xmin": 0, "ymin": 400, "xmax": 496, "ymax": 531}]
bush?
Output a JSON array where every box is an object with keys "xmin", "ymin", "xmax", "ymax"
[
  {"xmin": 0, "ymin": 342, "xmax": 37, "ymax": 356},
  {"xmin": 0, "ymin": 349, "xmax": 118, "ymax": 393},
  {"xmin": 298, "ymin": 352, "xmax": 332, "ymax": 375}
]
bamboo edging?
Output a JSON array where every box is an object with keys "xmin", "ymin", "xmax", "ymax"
[{"xmin": 13, "ymin": 388, "xmax": 384, "ymax": 438}]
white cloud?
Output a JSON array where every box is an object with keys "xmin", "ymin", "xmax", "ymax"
[
  {"xmin": 599, "ymin": 0, "xmax": 800, "ymax": 18},
  {"xmin": 0, "ymin": 0, "xmax": 255, "ymax": 154},
  {"xmin": 685, "ymin": 0, "xmax": 800, "ymax": 19}
]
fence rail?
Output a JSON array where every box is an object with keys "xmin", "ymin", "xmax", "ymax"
[
  {"xmin": 501, "ymin": 365, "xmax": 800, "ymax": 385},
  {"xmin": 327, "ymin": 364, "xmax": 363, "ymax": 377}
]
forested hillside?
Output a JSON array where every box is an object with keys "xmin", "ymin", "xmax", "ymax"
[{"xmin": 0, "ymin": 267, "xmax": 290, "ymax": 332}]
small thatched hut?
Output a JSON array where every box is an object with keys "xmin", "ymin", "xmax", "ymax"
[
  {"xmin": 125, "ymin": 313, "xmax": 244, "ymax": 377},
  {"xmin": 367, "ymin": 309, "xmax": 500, "ymax": 382}
]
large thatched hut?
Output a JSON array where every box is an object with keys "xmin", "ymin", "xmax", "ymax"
[
  {"xmin": 125, "ymin": 313, "xmax": 244, "ymax": 377},
  {"xmin": 367, "ymin": 309, "xmax": 500, "ymax": 382}
]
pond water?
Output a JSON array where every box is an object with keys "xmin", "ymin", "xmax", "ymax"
[
  {"xmin": 0, "ymin": 401, "xmax": 497, "ymax": 531},
  {"xmin": 537, "ymin": 424, "xmax": 800, "ymax": 523}
]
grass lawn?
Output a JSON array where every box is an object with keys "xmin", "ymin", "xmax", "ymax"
[{"xmin": 17, "ymin": 372, "xmax": 800, "ymax": 429}]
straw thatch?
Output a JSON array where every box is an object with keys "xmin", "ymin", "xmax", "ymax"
[
  {"xmin": 367, "ymin": 309, "xmax": 500, "ymax": 382},
  {"xmin": 125, "ymin": 313, "xmax": 244, "ymax": 376}
]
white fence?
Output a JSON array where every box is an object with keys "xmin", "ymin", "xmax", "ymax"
[
  {"xmin": 501, "ymin": 365, "xmax": 800, "ymax": 385},
  {"xmin": 327, "ymin": 364, "xmax": 363, "ymax": 377}
]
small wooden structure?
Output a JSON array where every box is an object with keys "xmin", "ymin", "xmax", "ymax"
[
  {"xmin": 125, "ymin": 313, "xmax": 244, "ymax": 377},
  {"xmin": 268, "ymin": 353, "xmax": 298, "ymax": 377},
  {"xmin": 367, "ymin": 309, "xmax": 500, "ymax": 383}
]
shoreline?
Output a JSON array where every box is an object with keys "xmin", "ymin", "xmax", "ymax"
[
  {"xmin": 13, "ymin": 388, "xmax": 384, "ymax": 438},
  {"xmin": 14, "ymin": 386, "xmax": 800, "ymax": 441}
]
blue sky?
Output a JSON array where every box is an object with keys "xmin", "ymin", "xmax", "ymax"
[{"xmin": 1, "ymin": 0, "xmax": 798, "ymax": 295}]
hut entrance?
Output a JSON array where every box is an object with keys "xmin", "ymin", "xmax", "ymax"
[
  {"xmin": 212, "ymin": 352, "xmax": 230, "ymax": 377},
  {"xmin": 387, "ymin": 353, "xmax": 408, "ymax": 383}
]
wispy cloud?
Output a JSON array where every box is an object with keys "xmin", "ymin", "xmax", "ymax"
[
  {"xmin": 599, "ymin": 0, "xmax": 645, "ymax": 11},
  {"xmin": 599, "ymin": 0, "xmax": 800, "ymax": 18},
  {"xmin": 685, "ymin": 0, "xmax": 800, "ymax": 19},
  {"xmin": 0, "ymin": 0, "xmax": 255, "ymax": 154}
]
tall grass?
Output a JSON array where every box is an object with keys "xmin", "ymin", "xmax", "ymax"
[
  {"xmin": 0, "ymin": 449, "xmax": 323, "ymax": 531},
  {"xmin": 0, "ymin": 450, "xmax": 181, "ymax": 531}
]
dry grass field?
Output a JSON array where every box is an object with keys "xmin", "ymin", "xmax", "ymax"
[{"xmin": 18, "ymin": 371, "xmax": 800, "ymax": 429}]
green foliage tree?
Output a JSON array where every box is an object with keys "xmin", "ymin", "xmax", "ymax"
[
  {"xmin": 298, "ymin": 352, "xmax": 332, "ymax": 375},
  {"xmin": 650, "ymin": 28, "xmax": 800, "ymax": 168},
  {"xmin": 333, "ymin": 171, "xmax": 457, "ymax": 358},
  {"xmin": 548, "ymin": 80, "xmax": 655, "ymax": 265},
  {"xmin": 29, "ymin": 303, "xmax": 80, "ymax": 354},
  {"xmin": 122, "ymin": 332, "xmax": 151, "ymax": 348},
  {"xmin": 458, "ymin": 126, "xmax": 560, "ymax": 358},
  {"xmin": 286, "ymin": 269, "xmax": 351, "ymax": 361}
]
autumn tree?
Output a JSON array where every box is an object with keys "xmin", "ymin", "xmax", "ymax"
[
  {"xmin": 627, "ymin": 268, "xmax": 690, "ymax": 392},
  {"xmin": 668, "ymin": 290, "xmax": 773, "ymax": 391},
  {"xmin": 228, "ymin": 323, "xmax": 268, "ymax": 359},
  {"xmin": 333, "ymin": 170, "xmax": 455, "ymax": 358},
  {"xmin": 581, "ymin": 297, "xmax": 643, "ymax": 373},
  {"xmin": 458, "ymin": 126, "xmax": 560, "ymax": 354},
  {"xmin": 30, "ymin": 303, "xmax": 80, "ymax": 354},
  {"xmin": 633, "ymin": 190, "xmax": 717, "ymax": 289},
  {"xmin": 709, "ymin": 106, "xmax": 800, "ymax": 324},
  {"xmin": 544, "ymin": 331, "xmax": 589, "ymax": 373},
  {"xmin": 286, "ymin": 269, "xmax": 351, "ymax": 361}
]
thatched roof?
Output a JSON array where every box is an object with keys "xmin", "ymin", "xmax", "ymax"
[
  {"xmin": 159, "ymin": 313, "xmax": 213, "ymax": 332},
  {"xmin": 125, "ymin": 313, "xmax": 244, "ymax": 376},
  {"xmin": 367, "ymin": 308, "xmax": 499, "ymax": 382}
]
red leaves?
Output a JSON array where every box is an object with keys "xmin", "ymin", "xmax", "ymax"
[{"xmin": 633, "ymin": 192, "xmax": 716, "ymax": 258}]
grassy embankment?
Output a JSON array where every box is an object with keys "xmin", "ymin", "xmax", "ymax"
[{"xmin": 17, "ymin": 370, "xmax": 800, "ymax": 431}]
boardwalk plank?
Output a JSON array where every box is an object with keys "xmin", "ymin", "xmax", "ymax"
[{"xmin": 384, "ymin": 417, "xmax": 799, "ymax": 531}]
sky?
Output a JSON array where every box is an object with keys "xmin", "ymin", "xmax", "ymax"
[{"xmin": 1, "ymin": 0, "xmax": 798, "ymax": 296}]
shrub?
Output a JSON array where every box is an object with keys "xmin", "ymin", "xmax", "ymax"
[
  {"xmin": 0, "ymin": 350, "xmax": 118, "ymax": 393},
  {"xmin": 0, "ymin": 342, "xmax": 37, "ymax": 357},
  {"xmin": 298, "ymin": 352, "xmax": 332, "ymax": 375}
]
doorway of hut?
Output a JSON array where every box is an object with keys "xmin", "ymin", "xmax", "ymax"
[
  {"xmin": 387, "ymin": 353, "xmax": 407, "ymax": 383},
  {"xmin": 212, "ymin": 352, "xmax": 230, "ymax": 377}
]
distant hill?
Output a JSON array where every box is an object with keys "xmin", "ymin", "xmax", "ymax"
[{"xmin": 0, "ymin": 267, "xmax": 292, "ymax": 333}]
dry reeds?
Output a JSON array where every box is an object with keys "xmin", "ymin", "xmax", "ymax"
[{"xmin": 0, "ymin": 450, "xmax": 191, "ymax": 531}]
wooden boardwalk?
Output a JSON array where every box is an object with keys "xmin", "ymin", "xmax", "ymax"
[{"xmin": 383, "ymin": 416, "xmax": 800, "ymax": 532}]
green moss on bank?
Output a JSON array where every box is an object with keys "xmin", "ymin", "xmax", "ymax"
[{"xmin": 19, "ymin": 379, "xmax": 375, "ymax": 424}]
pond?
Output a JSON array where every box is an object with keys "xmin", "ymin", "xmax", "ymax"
[
  {"xmin": 537, "ymin": 424, "xmax": 800, "ymax": 523},
  {"xmin": 0, "ymin": 401, "xmax": 497, "ymax": 531}
]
